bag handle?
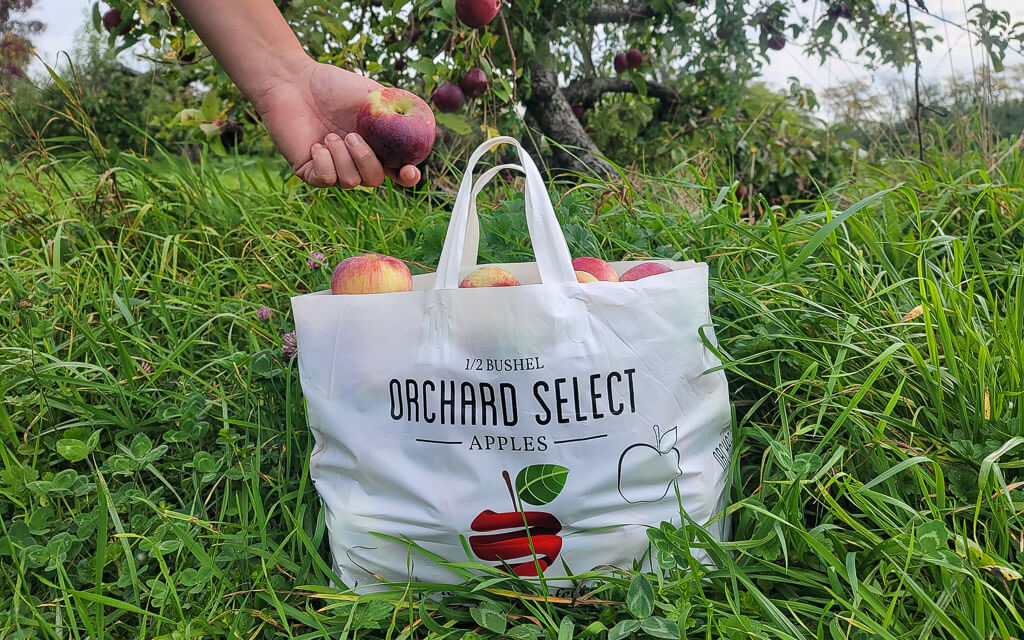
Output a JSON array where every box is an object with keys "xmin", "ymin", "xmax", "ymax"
[
  {"xmin": 434, "ymin": 137, "xmax": 577, "ymax": 289},
  {"xmin": 459, "ymin": 163, "xmax": 522, "ymax": 274}
]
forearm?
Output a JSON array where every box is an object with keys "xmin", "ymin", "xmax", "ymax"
[{"xmin": 170, "ymin": 0, "xmax": 312, "ymax": 105}]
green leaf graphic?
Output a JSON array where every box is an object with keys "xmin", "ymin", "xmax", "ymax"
[{"xmin": 515, "ymin": 464, "xmax": 569, "ymax": 506}]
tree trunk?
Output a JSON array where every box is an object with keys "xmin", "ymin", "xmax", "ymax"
[{"xmin": 523, "ymin": 64, "xmax": 617, "ymax": 179}]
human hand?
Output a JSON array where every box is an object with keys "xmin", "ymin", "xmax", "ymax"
[{"xmin": 254, "ymin": 59, "xmax": 422, "ymax": 188}]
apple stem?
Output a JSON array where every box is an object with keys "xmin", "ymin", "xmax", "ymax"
[
  {"xmin": 653, "ymin": 424, "xmax": 660, "ymax": 444},
  {"xmin": 502, "ymin": 470, "xmax": 518, "ymax": 512}
]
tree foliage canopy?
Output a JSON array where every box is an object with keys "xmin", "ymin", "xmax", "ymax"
[{"xmin": 96, "ymin": 0, "xmax": 1024, "ymax": 172}]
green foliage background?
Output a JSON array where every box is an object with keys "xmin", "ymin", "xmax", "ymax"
[{"xmin": 3, "ymin": 86, "xmax": 1024, "ymax": 635}]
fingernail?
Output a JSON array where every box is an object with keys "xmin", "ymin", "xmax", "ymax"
[
  {"xmin": 325, "ymin": 133, "xmax": 341, "ymax": 142},
  {"xmin": 345, "ymin": 132, "xmax": 364, "ymax": 147},
  {"xmin": 313, "ymin": 143, "xmax": 325, "ymax": 151}
]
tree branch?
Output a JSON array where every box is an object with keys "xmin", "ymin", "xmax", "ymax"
[
  {"xmin": 564, "ymin": 77, "xmax": 683, "ymax": 111},
  {"xmin": 583, "ymin": 1, "xmax": 658, "ymax": 25},
  {"xmin": 524, "ymin": 65, "xmax": 617, "ymax": 178}
]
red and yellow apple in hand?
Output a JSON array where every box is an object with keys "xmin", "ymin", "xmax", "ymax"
[
  {"xmin": 255, "ymin": 63, "xmax": 431, "ymax": 189},
  {"xmin": 356, "ymin": 88, "xmax": 436, "ymax": 169}
]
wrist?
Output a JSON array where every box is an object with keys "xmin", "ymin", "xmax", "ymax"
[{"xmin": 251, "ymin": 51, "xmax": 316, "ymax": 113}]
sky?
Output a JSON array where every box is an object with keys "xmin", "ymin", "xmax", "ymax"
[{"xmin": 22, "ymin": 0, "xmax": 1024, "ymax": 115}]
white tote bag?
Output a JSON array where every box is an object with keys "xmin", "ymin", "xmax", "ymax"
[{"xmin": 291, "ymin": 137, "xmax": 731, "ymax": 590}]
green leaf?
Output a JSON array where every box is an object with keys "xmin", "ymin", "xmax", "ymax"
[
  {"xmin": 607, "ymin": 619, "xmax": 640, "ymax": 640},
  {"xmin": 200, "ymin": 91, "xmax": 221, "ymax": 121},
  {"xmin": 792, "ymin": 452, "xmax": 821, "ymax": 477},
  {"xmin": 640, "ymin": 617, "xmax": 679, "ymax": 639},
  {"xmin": 52, "ymin": 469, "xmax": 78, "ymax": 491},
  {"xmin": 469, "ymin": 601, "xmax": 506, "ymax": 634},
  {"xmin": 434, "ymin": 112, "xmax": 473, "ymax": 136},
  {"xmin": 630, "ymin": 74, "xmax": 648, "ymax": 98},
  {"xmin": 24, "ymin": 544, "xmax": 49, "ymax": 568},
  {"xmin": 410, "ymin": 58, "xmax": 436, "ymax": 78},
  {"xmin": 506, "ymin": 624, "xmax": 544, "ymax": 639},
  {"xmin": 557, "ymin": 617, "xmax": 573, "ymax": 640},
  {"xmin": 193, "ymin": 451, "xmax": 221, "ymax": 474},
  {"xmin": 251, "ymin": 351, "xmax": 274, "ymax": 376},
  {"xmin": 199, "ymin": 123, "xmax": 221, "ymax": 138},
  {"xmin": 57, "ymin": 439, "xmax": 90, "ymax": 463},
  {"xmin": 917, "ymin": 520, "xmax": 948, "ymax": 554},
  {"xmin": 521, "ymin": 28, "xmax": 535, "ymax": 55},
  {"xmin": 626, "ymin": 574, "xmax": 654, "ymax": 618},
  {"xmin": 580, "ymin": 621, "xmax": 607, "ymax": 637},
  {"xmin": 515, "ymin": 464, "xmax": 569, "ymax": 506},
  {"xmin": 856, "ymin": 456, "xmax": 932, "ymax": 493},
  {"xmin": 129, "ymin": 433, "xmax": 153, "ymax": 460}
]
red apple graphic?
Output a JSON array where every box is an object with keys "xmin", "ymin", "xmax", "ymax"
[
  {"xmin": 617, "ymin": 426, "xmax": 682, "ymax": 503},
  {"xmin": 469, "ymin": 467, "xmax": 568, "ymax": 577}
]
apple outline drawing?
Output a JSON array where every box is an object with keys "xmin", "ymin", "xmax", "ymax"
[{"xmin": 617, "ymin": 425, "xmax": 683, "ymax": 504}]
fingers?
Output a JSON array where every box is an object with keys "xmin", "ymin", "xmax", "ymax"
[
  {"xmin": 325, "ymin": 133, "xmax": 361, "ymax": 189},
  {"xmin": 344, "ymin": 133, "xmax": 385, "ymax": 188},
  {"xmin": 295, "ymin": 134, "xmax": 421, "ymax": 189},
  {"xmin": 385, "ymin": 165, "xmax": 422, "ymax": 188},
  {"xmin": 299, "ymin": 143, "xmax": 337, "ymax": 188}
]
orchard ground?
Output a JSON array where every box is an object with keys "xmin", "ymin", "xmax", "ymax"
[{"xmin": 2, "ymin": 134, "xmax": 1024, "ymax": 638}]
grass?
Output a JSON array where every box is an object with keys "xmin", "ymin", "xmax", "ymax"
[{"xmin": 1, "ymin": 126, "xmax": 1024, "ymax": 640}]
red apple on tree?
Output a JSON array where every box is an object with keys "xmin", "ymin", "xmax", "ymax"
[
  {"xmin": 613, "ymin": 53, "xmax": 628, "ymax": 74},
  {"xmin": 355, "ymin": 88, "xmax": 436, "ymax": 168},
  {"xmin": 432, "ymin": 81, "xmax": 465, "ymax": 113},
  {"xmin": 102, "ymin": 8, "xmax": 123, "ymax": 32},
  {"xmin": 455, "ymin": 0, "xmax": 502, "ymax": 29},
  {"xmin": 459, "ymin": 67, "xmax": 489, "ymax": 99},
  {"xmin": 626, "ymin": 48, "xmax": 643, "ymax": 69},
  {"xmin": 403, "ymin": 26, "xmax": 423, "ymax": 42},
  {"xmin": 829, "ymin": 2, "xmax": 853, "ymax": 19}
]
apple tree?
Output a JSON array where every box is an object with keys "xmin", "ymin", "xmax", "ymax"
[
  {"xmin": 93, "ymin": 0, "xmax": 1024, "ymax": 174},
  {"xmin": 1, "ymin": 0, "xmax": 44, "ymax": 82}
]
